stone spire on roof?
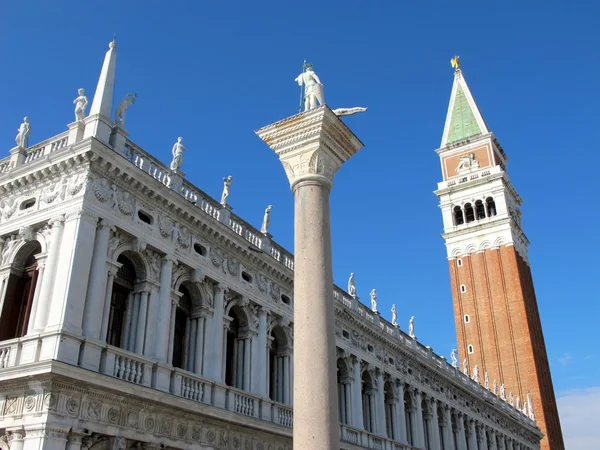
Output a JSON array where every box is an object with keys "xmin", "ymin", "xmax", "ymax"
[
  {"xmin": 83, "ymin": 39, "xmax": 118, "ymax": 144},
  {"xmin": 440, "ymin": 57, "xmax": 489, "ymax": 147}
]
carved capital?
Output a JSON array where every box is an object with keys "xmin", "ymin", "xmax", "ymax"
[{"xmin": 256, "ymin": 105, "xmax": 363, "ymax": 190}]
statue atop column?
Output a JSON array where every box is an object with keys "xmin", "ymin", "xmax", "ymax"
[
  {"xmin": 369, "ymin": 289, "xmax": 377, "ymax": 312},
  {"xmin": 115, "ymin": 93, "xmax": 137, "ymax": 128},
  {"xmin": 260, "ymin": 205, "xmax": 272, "ymax": 235},
  {"xmin": 15, "ymin": 117, "xmax": 31, "ymax": 148},
  {"xmin": 408, "ymin": 316, "xmax": 415, "ymax": 338},
  {"xmin": 391, "ymin": 304, "xmax": 398, "ymax": 326},
  {"xmin": 221, "ymin": 175, "xmax": 233, "ymax": 206},
  {"xmin": 451, "ymin": 349, "xmax": 458, "ymax": 368},
  {"xmin": 73, "ymin": 88, "xmax": 88, "ymax": 122},
  {"xmin": 347, "ymin": 273, "xmax": 356, "ymax": 298},
  {"xmin": 170, "ymin": 137, "xmax": 185, "ymax": 171},
  {"xmin": 295, "ymin": 62, "xmax": 324, "ymax": 112}
]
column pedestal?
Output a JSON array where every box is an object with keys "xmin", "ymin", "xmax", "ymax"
[{"xmin": 67, "ymin": 121, "xmax": 85, "ymax": 145}]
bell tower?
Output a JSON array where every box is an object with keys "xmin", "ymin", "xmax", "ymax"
[{"xmin": 434, "ymin": 59, "xmax": 564, "ymax": 450}]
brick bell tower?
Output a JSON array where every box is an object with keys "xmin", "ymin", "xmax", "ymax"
[{"xmin": 434, "ymin": 58, "xmax": 564, "ymax": 450}]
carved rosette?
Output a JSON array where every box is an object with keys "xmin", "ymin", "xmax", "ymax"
[{"xmin": 256, "ymin": 105, "xmax": 363, "ymax": 189}]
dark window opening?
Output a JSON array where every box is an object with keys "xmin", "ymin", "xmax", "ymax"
[
  {"xmin": 193, "ymin": 243, "xmax": 207, "ymax": 256},
  {"xmin": 475, "ymin": 200, "xmax": 486, "ymax": 219},
  {"xmin": 464, "ymin": 203, "xmax": 475, "ymax": 223},
  {"xmin": 107, "ymin": 255, "xmax": 136, "ymax": 348},
  {"xmin": 342, "ymin": 330, "xmax": 350, "ymax": 339},
  {"xmin": 20, "ymin": 198, "xmax": 36, "ymax": 210},
  {"xmin": 241, "ymin": 271, "xmax": 252, "ymax": 283},
  {"xmin": 486, "ymin": 197, "xmax": 497, "ymax": 217},
  {"xmin": 172, "ymin": 285, "xmax": 191, "ymax": 369},
  {"xmin": 453, "ymin": 206, "xmax": 464, "ymax": 225},
  {"xmin": 138, "ymin": 210, "xmax": 153, "ymax": 225},
  {"xmin": 281, "ymin": 294, "xmax": 291, "ymax": 305}
]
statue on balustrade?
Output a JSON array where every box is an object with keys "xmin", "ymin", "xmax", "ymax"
[
  {"xmin": 408, "ymin": 316, "xmax": 415, "ymax": 338},
  {"xmin": 509, "ymin": 391, "xmax": 514, "ymax": 406},
  {"xmin": 261, "ymin": 205, "xmax": 272, "ymax": 234},
  {"xmin": 493, "ymin": 379, "xmax": 498, "ymax": 395},
  {"xmin": 500, "ymin": 383, "xmax": 506, "ymax": 400},
  {"xmin": 115, "ymin": 93, "xmax": 137, "ymax": 128},
  {"xmin": 295, "ymin": 62, "xmax": 324, "ymax": 112},
  {"xmin": 451, "ymin": 349, "xmax": 458, "ymax": 368},
  {"xmin": 484, "ymin": 371, "xmax": 489, "ymax": 389},
  {"xmin": 472, "ymin": 365, "xmax": 480, "ymax": 383},
  {"xmin": 170, "ymin": 137, "xmax": 185, "ymax": 171},
  {"xmin": 348, "ymin": 273, "xmax": 356, "ymax": 298},
  {"xmin": 73, "ymin": 88, "xmax": 88, "ymax": 122},
  {"xmin": 462, "ymin": 358, "xmax": 468, "ymax": 375},
  {"xmin": 391, "ymin": 304, "xmax": 398, "ymax": 326},
  {"xmin": 221, "ymin": 175, "xmax": 233, "ymax": 206},
  {"xmin": 15, "ymin": 117, "xmax": 31, "ymax": 148},
  {"xmin": 370, "ymin": 289, "xmax": 377, "ymax": 312}
]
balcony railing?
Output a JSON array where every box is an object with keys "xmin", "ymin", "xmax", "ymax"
[{"xmin": 340, "ymin": 425, "xmax": 416, "ymax": 450}]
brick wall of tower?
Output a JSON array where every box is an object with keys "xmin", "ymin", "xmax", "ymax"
[{"xmin": 449, "ymin": 245, "xmax": 564, "ymax": 450}]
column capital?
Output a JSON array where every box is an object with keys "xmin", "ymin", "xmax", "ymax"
[{"xmin": 256, "ymin": 105, "xmax": 364, "ymax": 190}]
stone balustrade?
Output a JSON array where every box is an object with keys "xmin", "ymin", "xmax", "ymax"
[
  {"xmin": 340, "ymin": 425, "xmax": 416, "ymax": 450},
  {"xmin": 437, "ymin": 165, "xmax": 502, "ymax": 190}
]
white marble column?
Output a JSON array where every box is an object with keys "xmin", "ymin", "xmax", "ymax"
[
  {"xmin": 469, "ymin": 419, "xmax": 478, "ymax": 450},
  {"xmin": 188, "ymin": 317, "xmax": 198, "ymax": 370},
  {"xmin": 122, "ymin": 292, "xmax": 134, "ymax": 349},
  {"xmin": 205, "ymin": 284, "xmax": 224, "ymax": 382},
  {"xmin": 129, "ymin": 292, "xmax": 141, "ymax": 351},
  {"xmin": 257, "ymin": 106, "xmax": 363, "ymax": 450},
  {"xmin": 65, "ymin": 431, "xmax": 86, "ymax": 450},
  {"xmin": 23, "ymin": 425, "xmax": 69, "ymax": 450},
  {"xmin": 31, "ymin": 216, "xmax": 65, "ymax": 332},
  {"xmin": 82, "ymin": 220, "xmax": 112, "ymax": 338},
  {"xmin": 395, "ymin": 381, "xmax": 408, "ymax": 444},
  {"xmin": 490, "ymin": 429, "xmax": 498, "ymax": 450},
  {"xmin": 283, "ymin": 352, "xmax": 291, "ymax": 404},
  {"xmin": 251, "ymin": 307, "xmax": 268, "ymax": 396},
  {"xmin": 155, "ymin": 255, "xmax": 175, "ymax": 362},
  {"xmin": 135, "ymin": 290, "xmax": 149, "ymax": 354},
  {"xmin": 8, "ymin": 428, "xmax": 24, "ymax": 450},
  {"xmin": 143, "ymin": 287, "xmax": 158, "ymax": 356},
  {"xmin": 415, "ymin": 390, "xmax": 425, "ymax": 448},
  {"xmin": 26, "ymin": 257, "xmax": 46, "ymax": 333},
  {"xmin": 430, "ymin": 397, "xmax": 441, "ymax": 450},
  {"xmin": 100, "ymin": 263, "xmax": 120, "ymax": 342},
  {"xmin": 457, "ymin": 413, "xmax": 467, "ymax": 450},
  {"xmin": 194, "ymin": 314, "xmax": 205, "ymax": 374},
  {"xmin": 445, "ymin": 406, "xmax": 454, "ymax": 450},
  {"xmin": 243, "ymin": 337, "xmax": 252, "ymax": 390},
  {"xmin": 375, "ymin": 370, "xmax": 387, "ymax": 436},
  {"xmin": 351, "ymin": 356, "xmax": 364, "ymax": 429},
  {"xmin": 480, "ymin": 425, "xmax": 490, "ymax": 450}
]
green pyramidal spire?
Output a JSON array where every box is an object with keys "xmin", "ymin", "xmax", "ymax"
[{"xmin": 441, "ymin": 68, "xmax": 489, "ymax": 146}]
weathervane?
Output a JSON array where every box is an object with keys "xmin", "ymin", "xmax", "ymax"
[{"xmin": 451, "ymin": 55, "xmax": 460, "ymax": 71}]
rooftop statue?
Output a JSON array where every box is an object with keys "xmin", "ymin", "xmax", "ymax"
[
  {"xmin": 493, "ymin": 379, "xmax": 498, "ymax": 395},
  {"xmin": 408, "ymin": 316, "xmax": 415, "ymax": 338},
  {"xmin": 451, "ymin": 349, "xmax": 458, "ymax": 368},
  {"xmin": 369, "ymin": 289, "xmax": 377, "ymax": 313},
  {"xmin": 527, "ymin": 391, "xmax": 535, "ymax": 420},
  {"xmin": 462, "ymin": 358, "xmax": 468, "ymax": 375},
  {"xmin": 451, "ymin": 55, "xmax": 460, "ymax": 70},
  {"xmin": 115, "ymin": 93, "xmax": 137, "ymax": 128},
  {"xmin": 295, "ymin": 63, "xmax": 324, "ymax": 112},
  {"xmin": 73, "ymin": 88, "xmax": 88, "ymax": 122},
  {"xmin": 484, "ymin": 371, "xmax": 489, "ymax": 389},
  {"xmin": 391, "ymin": 304, "xmax": 398, "ymax": 327},
  {"xmin": 500, "ymin": 383, "xmax": 506, "ymax": 401},
  {"xmin": 348, "ymin": 273, "xmax": 356, "ymax": 298},
  {"xmin": 472, "ymin": 365, "xmax": 480, "ymax": 383},
  {"xmin": 260, "ymin": 205, "xmax": 272, "ymax": 235},
  {"xmin": 170, "ymin": 137, "xmax": 185, "ymax": 171},
  {"xmin": 221, "ymin": 176, "xmax": 233, "ymax": 206},
  {"xmin": 15, "ymin": 117, "xmax": 31, "ymax": 149}
]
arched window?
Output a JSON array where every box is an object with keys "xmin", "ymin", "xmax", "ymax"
[
  {"xmin": 361, "ymin": 371, "xmax": 376, "ymax": 433},
  {"xmin": 486, "ymin": 197, "xmax": 497, "ymax": 217},
  {"xmin": 0, "ymin": 241, "xmax": 42, "ymax": 341},
  {"xmin": 404, "ymin": 389, "xmax": 415, "ymax": 446},
  {"xmin": 225, "ymin": 306, "xmax": 250, "ymax": 391},
  {"xmin": 337, "ymin": 358, "xmax": 352, "ymax": 425},
  {"xmin": 172, "ymin": 285, "xmax": 191, "ymax": 369},
  {"xmin": 475, "ymin": 200, "xmax": 486, "ymax": 220},
  {"xmin": 464, "ymin": 203, "xmax": 475, "ymax": 223},
  {"xmin": 270, "ymin": 326, "xmax": 291, "ymax": 404},
  {"xmin": 107, "ymin": 255, "xmax": 136, "ymax": 349},
  {"xmin": 384, "ymin": 381, "xmax": 396, "ymax": 440},
  {"xmin": 453, "ymin": 206, "xmax": 464, "ymax": 225}
]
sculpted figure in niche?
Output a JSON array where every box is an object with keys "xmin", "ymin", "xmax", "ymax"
[
  {"xmin": 455, "ymin": 153, "xmax": 479, "ymax": 173},
  {"xmin": 114, "ymin": 93, "xmax": 137, "ymax": 128},
  {"xmin": 73, "ymin": 88, "xmax": 88, "ymax": 122},
  {"xmin": 369, "ymin": 289, "xmax": 377, "ymax": 312},
  {"xmin": 347, "ymin": 273, "xmax": 356, "ymax": 298},
  {"xmin": 221, "ymin": 175, "xmax": 233, "ymax": 206},
  {"xmin": 451, "ymin": 349, "xmax": 458, "ymax": 368},
  {"xmin": 391, "ymin": 304, "xmax": 398, "ymax": 326},
  {"xmin": 260, "ymin": 205, "xmax": 272, "ymax": 235},
  {"xmin": 15, "ymin": 117, "xmax": 31, "ymax": 148},
  {"xmin": 295, "ymin": 63, "xmax": 324, "ymax": 111},
  {"xmin": 170, "ymin": 137, "xmax": 185, "ymax": 171},
  {"xmin": 408, "ymin": 316, "xmax": 415, "ymax": 338}
]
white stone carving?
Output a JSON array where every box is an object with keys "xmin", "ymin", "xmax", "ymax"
[
  {"xmin": 73, "ymin": 88, "xmax": 88, "ymax": 122},
  {"xmin": 114, "ymin": 93, "xmax": 136, "ymax": 128},
  {"xmin": 509, "ymin": 391, "xmax": 514, "ymax": 406},
  {"xmin": 0, "ymin": 198, "xmax": 17, "ymax": 222},
  {"xmin": 527, "ymin": 391, "xmax": 535, "ymax": 420},
  {"xmin": 348, "ymin": 273, "xmax": 356, "ymax": 298},
  {"xmin": 451, "ymin": 349, "xmax": 458, "ymax": 368},
  {"xmin": 220, "ymin": 176, "xmax": 232, "ymax": 206},
  {"xmin": 295, "ymin": 63, "xmax": 324, "ymax": 111},
  {"xmin": 369, "ymin": 289, "xmax": 377, "ymax": 312},
  {"xmin": 15, "ymin": 117, "xmax": 31, "ymax": 148},
  {"xmin": 472, "ymin": 365, "xmax": 480, "ymax": 383},
  {"xmin": 408, "ymin": 316, "xmax": 415, "ymax": 338},
  {"xmin": 484, "ymin": 371, "xmax": 489, "ymax": 389},
  {"xmin": 500, "ymin": 383, "xmax": 506, "ymax": 400},
  {"xmin": 332, "ymin": 107, "xmax": 367, "ymax": 117},
  {"xmin": 260, "ymin": 205, "xmax": 272, "ymax": 235},
  {"xmin": 493, "ymin": 379, "xmax": 498, "ymax": 395},
  {"xmin": 170, "ymin": 137, "xmax": 185, "ymax": 171},
  {"xmin": 462, "ymin": 358, "xmax": 468, "ymax": 375},
  {"xmin": 516, "ymin": 395, "xmax": 521, "ymax": 410},
  {"xmin": 391, "ymin": 304, "xmax": 397, "ymax": 326},
  {"xmin": 455, "ymin": 153, "xmax": 479, "ymax": 173}
]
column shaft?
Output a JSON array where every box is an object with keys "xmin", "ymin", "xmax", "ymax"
[
  {"xmin": 100, "ymin": 271, "xmax": 116, "ymax": 341},
  {"xmin": 26, "ymin": 264, "xmax": 45, "ymax": 333},
  {"xmin": 205, "ymin": 285, "xmax": 224, "ymax": 381},
  {"xmin": 155, "ymin": 257, "xmax": 174, "ymax": 361},
  {"xmin": 415, "ymin": 391, "xmax": 425, "ymax": 448},
  {"xmin": 129, "ymin": 292, "xmax": 140, "ymax": 351},
  {"xmin": 143, "ymin": 288, "xmax": 158, "ymax": 356},
  {"xmin": 395, "ymin": 384, "xmax": 408, "ymax": 444},
  {"xmin": 135, "ymin": 290, "xmax": 149, "ymax": 354},
  {"xmin": 376, "ymin": 371, "xmax": 386, "ymax": 436},
  {"xmin": 194, "ymin": 316, "xmax": 205, "ymax": 374},
  {"xmin": 351, "ymin": 358, "xmax": 364, "ymax": 429},
  {"xmin": 251, "ymin": 309, "xmax": 268, "ymax": 397},
  {"xmin": 188, "ymin": 318, "xmax": 198, "ymax": 371},
  {"xmin": 430, "ymin": 399, "xmax": 441, "ymax": 450},
  {"xmin": 243, "ymin": 338, "xmax": 252, "ymax": 390}
]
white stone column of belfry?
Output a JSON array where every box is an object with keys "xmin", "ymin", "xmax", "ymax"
[
  {"xmin": 430, "ymin": 397, "xmax": 441, "ymax": 450},
  {"xmin": 82, "ymin": 220, "xmax": 112, "ymax": 338},
  {"xmin": 31, "ymin": 216, "xmax": 65, "ymax": 332},
  {"xmin": 257, "ymin": 105, "xmax": 364, "ymax": 450},
  {"xmin": 251, "ymin": 308, "xmax": 268, "ymax": 397},
  {"xmin": 351, "ymin": 356, "xmax": 364, "ymax": 429},
  {"xmin": 375, "ymin": 370, "xmax": 387, "ymax": 436},
  {"xmin": 205, "ymin": 284, "xmax": 225, "ymax": 382},
  {"xmin": 395, "ymin": 381, "xmax": 408, "ymax": 444},
  {"xmin": 155, "ymin": 256, "xmax": 175, "ymax": 362}
]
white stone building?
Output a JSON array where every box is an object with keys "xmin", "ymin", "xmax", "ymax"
[{"xmin": 0, "ymin": 42, "xmax": 541, "ymax": 450}]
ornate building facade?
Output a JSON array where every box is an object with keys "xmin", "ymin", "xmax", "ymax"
[
  {"xmin": 0, "ymin": 42, "xmax": 541, "ymax": 450},
  {"xmin": 434, "ymin": 65, "xmax": 564, "ymax": 450}
]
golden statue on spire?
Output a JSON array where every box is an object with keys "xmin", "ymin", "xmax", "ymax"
[{"xmin": 451, "ymin": 56, "xmax": 460, "ymax": 70}]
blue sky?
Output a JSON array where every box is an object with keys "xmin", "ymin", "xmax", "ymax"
[{"xmin": 1, "ymin": 1, "xmax": 599, "ymax": 445}]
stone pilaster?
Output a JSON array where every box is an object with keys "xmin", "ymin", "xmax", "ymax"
[{"xmin": 257, "ymin": 105, "xmax": 363, "ymax": 450}]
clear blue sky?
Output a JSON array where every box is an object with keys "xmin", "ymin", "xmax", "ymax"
[{"xmin": 1, "ymin": 0, "xmax": 598, "ymax": 426}]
